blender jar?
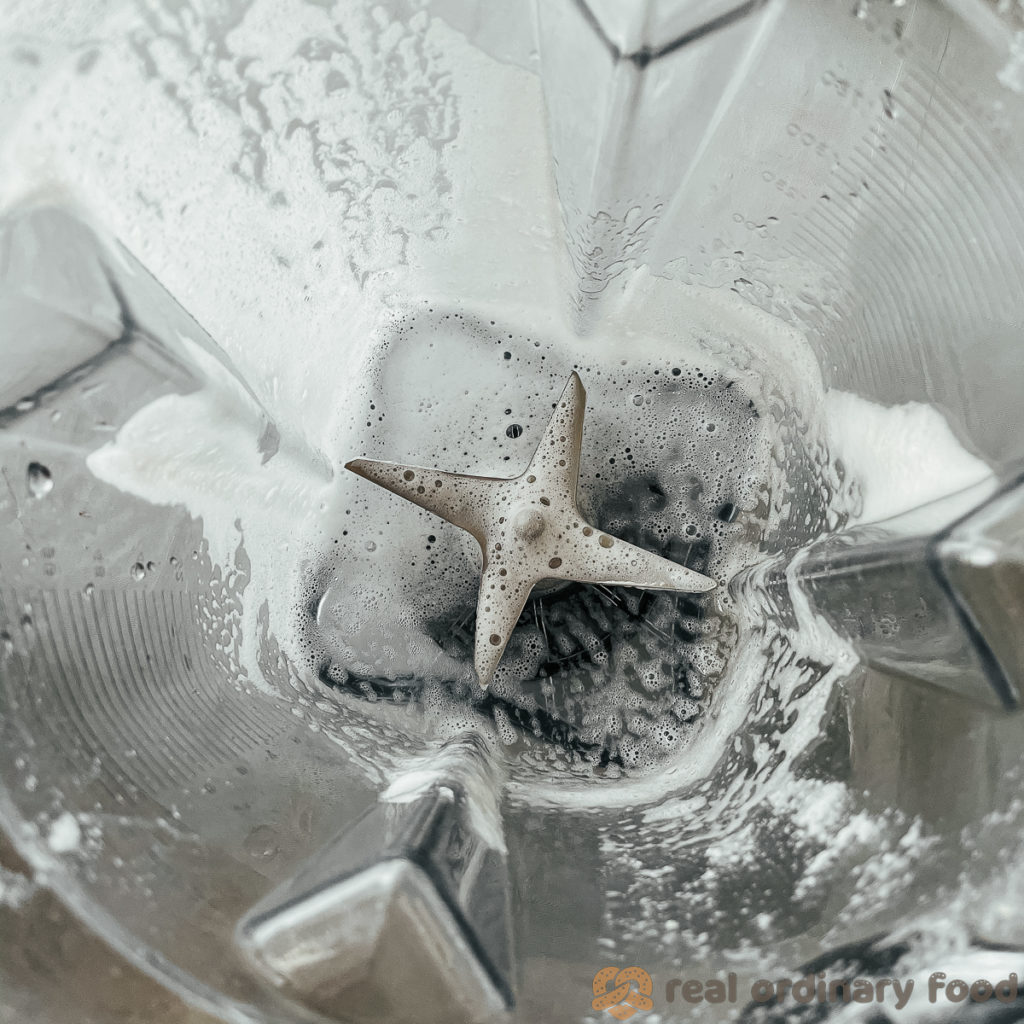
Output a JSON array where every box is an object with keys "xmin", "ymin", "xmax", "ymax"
[{"xmin": 2, "ymin": 0, "xmax": 1024, "ymax": 1022}]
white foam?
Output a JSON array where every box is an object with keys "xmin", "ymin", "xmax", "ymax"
[
  {"xmin": 823, "ymin": 389, "xmax": 994, "ymax": 525},
  {"xmin": 47, "ymin": 810, "xmax": 81, "ymax": 854},
  {"xmin": 0, "ymin": 864, "xmax": 35, "ymax": 908}
]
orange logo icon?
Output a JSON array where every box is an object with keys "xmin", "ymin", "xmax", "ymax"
[{"xmin": 592, "ymin": 966, "xmax": 654, "ymax": 1020}]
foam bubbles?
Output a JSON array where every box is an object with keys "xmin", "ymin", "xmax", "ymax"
[{"xmin": 294, "ymin": 292, "xmax": 839, "ymax": 782}]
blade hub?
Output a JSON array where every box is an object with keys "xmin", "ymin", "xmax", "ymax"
[{"xmin": 512, "ymin": 507, "xmax": 546, "ymax": 541}]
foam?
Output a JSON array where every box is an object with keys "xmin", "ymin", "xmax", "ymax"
[
  {"xmin": 823, "ymin": 389, "xmax": 994, "ymax": 525},
  {"xmin": 47, "ymin": 810, "xmax": 81, "ymax": 854},
  {"xmin": 0, "ymin": 863, "xmax": 35, "ymax": 909}
]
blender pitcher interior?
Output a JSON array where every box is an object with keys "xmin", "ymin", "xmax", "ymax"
[{"xmin": 2, "ymin": 0, "xmax": 1024, "ymax": 1022}]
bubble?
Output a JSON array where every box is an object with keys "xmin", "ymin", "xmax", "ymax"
[
  {"xmin": 244, "ymin": 824, "xmax": 280, "ymax": 859},
  {"xmin": 297, "ymin": 308, "xmax": 804, "ymax": 783},
  {"xmin": 130, "ymin": 563, "xmax": 146, "ymax": 581},
  {"xmin": 506, "ymin": 423, "xmax": 523, "ymax": 439},
  {"xmin": 26, "ymin": 462, "xmax": 53, "ymax": 498}
]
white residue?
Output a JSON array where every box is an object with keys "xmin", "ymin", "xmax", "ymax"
[
  {"xmin": 998, "ymin": 30, "xmax": 1024, "ymax": 93},
  {"xmin": 823, "ymin": 390, "xmax": 994, "ymax": 526},
  {"xmin": 0, "ymin": 864, "xmax": 35, "ymax": 908},
  {"xmin": 46, "ymin": 811, "xmax": 81, "ymax": 854}
]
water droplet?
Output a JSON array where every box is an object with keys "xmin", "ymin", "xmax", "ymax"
[
  {"xmin": 26, "ymin": 462, "xmax": 53, "ymax": 498},
  {"xmin": 130, "ymin": 563, "xmax": 146, "ymax": 581},
  {"xmin": 83, "ymin": 583, "xmax": 95, "ymax": 598},
  {"xmin": 245, "ymin": 824, "xmax": 280, "ymax": 859},
  {"xmin": 146, "ymin": 561, "xmax": 156, "ymax": 573},
  {"xmin": 169, "ymin": 555, "xmax": 179, "ymax": 567},
  {"xmin": 365, "ymin": 540, "xmax": 376, "ymax": 552}
]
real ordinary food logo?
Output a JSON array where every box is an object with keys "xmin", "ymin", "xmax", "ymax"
[
  {"xmin": 591, "ymin": 967, "xmax": 654, "ymax": 1020},
  {"xmin": 589, "ymin": 968, "xmax": 1021, "ymax": 1016}
]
